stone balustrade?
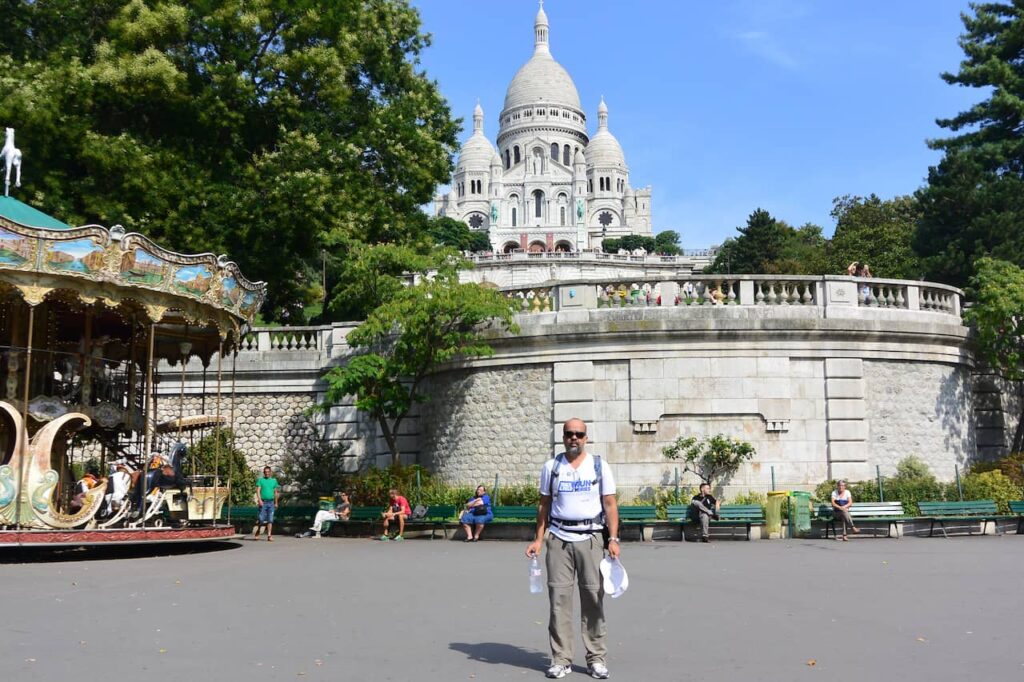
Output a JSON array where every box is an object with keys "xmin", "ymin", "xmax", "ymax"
[
  {"xmin": 239, "ymin": 326, "xmax": 327, "ymax": 353},
  {"xmin": 502, "ymin": 275, "xmax": 963, "ymax": 319}
]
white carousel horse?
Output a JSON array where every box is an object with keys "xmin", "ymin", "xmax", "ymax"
[{"xmin": 2, "ymin": 128, "xmax": 23, "ymax": 196}]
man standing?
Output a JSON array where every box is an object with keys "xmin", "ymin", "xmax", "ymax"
[
  {"xmin": 253, "ymin": 466, "xmax": 280, "ymax": 542},
  {"xmin": 526, "ymin": 418, "xmax": 620, "ymax": 680},
  {"xmin": 380, "ymin": 488, "xmax": 411, "ymax": 541},
  {"xmin": 690, "ymin": 482, "xmax": 720, "ymax": 543}
]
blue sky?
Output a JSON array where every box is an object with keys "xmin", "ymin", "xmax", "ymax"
[{"xmin": 412, "ymin": 0, "xmax": 983, "ymax": 248}]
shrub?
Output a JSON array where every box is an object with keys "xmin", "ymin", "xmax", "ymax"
[
  {"xmin": 279, "ymin": 431, "xmax": 351, "ymax": 502},
  {"xmin": 958, "ymin": 470, "xmax": 1023, "ymax": 513},
  {"xmin": 633, "ymin": 486, "xmax": 696, "ymax": 519},
  {"xmin": 189, "ymin": 428, "xmax": 256, "ymax": 506},
  {"xmin": 728, "ymin": 490, "xmax": 767, "ymax": 507},
  {"xmin": 971, "ymin": 452, "xmax": 1024, "ymax": 487},
  {"xmin": 661, "ymin": 434, "xmax": 756, "ymax": 486},
  {"xmin": 341, "ymin": 464, "xmax": 433, "ymax": 506}
]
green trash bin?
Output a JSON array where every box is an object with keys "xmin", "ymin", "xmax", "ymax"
[
  {"xmin": 766, "ymin": 491, "xmax": 788, "ymax": 538},
  {"xmin": 789, "ymin": 490, "xmax": 812, "ymax": 538},
  {"xmin": 317, "ymin": 496, "xmax": 333, "ymax": 511}
]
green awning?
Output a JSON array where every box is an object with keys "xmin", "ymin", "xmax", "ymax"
[{"xmin": 0, "ymin": 195, "xmax": 71, "ymax": 230}]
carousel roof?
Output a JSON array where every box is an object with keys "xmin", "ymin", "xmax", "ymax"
[{"xmin": 0, "ymin": 196, "xmax": 70, "ymax": 230}]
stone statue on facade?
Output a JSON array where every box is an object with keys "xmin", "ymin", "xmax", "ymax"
[
  {"xmin": 576, "ymin": 198, "xmax": 584, "ymax": 222},
  {"xmin": 491, "ymin": 201, "xmax": 499, "ymax": 222},
  {"xmin": 2, "ymin": 128, "xmax": 23, "ymax": 197}
]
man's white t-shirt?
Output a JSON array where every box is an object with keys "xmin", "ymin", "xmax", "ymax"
[{"xmin": 539, "ymin": 451, "xmax": 617, "ymax": 542}]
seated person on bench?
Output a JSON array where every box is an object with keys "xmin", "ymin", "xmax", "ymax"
[
  {"xmin": 460, "ymin": 485, "xmax": 494, "ymax": 542},
  {"xmin": 297, "ymin": 492, "xmax": 352, "ymax": 538},
  {"xmin": 380, "ymin": 488, "xmax": 411, "ymax": 541},
  {"xmin": 831, "ymin": 480, "xmax": 860, "ymax": 541},
  {"xmin": 690, "ymin": 482, "xmax": 720, "ymax": 543}
]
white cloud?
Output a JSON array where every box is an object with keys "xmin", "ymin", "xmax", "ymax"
[{"xmin": 735, "ymin": 30, "xmax": 800, "ymax": 70}]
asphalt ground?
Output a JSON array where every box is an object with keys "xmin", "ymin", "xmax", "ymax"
[{"xmin": 2, "ymin": 534, "xmax": 1022, "ymax": 682}]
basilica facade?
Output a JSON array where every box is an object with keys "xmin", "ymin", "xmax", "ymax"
[{"xmin": 434, "ymin": 4, "xmax": 653, "ymax": 253}]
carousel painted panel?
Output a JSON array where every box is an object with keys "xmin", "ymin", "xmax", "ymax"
[
  {"xmin": 43, "ymin": 237, "xmax": 106, "ymax": 274},
  {"xmin": 172, "ymin": 264, "xmax": 214, "ymax": 298},
  {"xmin": 120, "ymin": 248, "xmax": 169, "ymax": 286},
  {"xmin": 0, "ymin": 227, "xmax": 34, "ymax": 268}
]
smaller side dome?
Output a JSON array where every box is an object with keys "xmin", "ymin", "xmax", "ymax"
[
  {"xmin": 585, "ymin": 97, "xmax": 626, "ymax": 169},
  {"xmin": 456, "ymin": 102, "xmax": 496, "ymax": 170}
]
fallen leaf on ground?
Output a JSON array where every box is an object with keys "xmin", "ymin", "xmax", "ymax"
[
  {"xmin": 806, "ymin": 659, "xmax": 816, "ymax": 667},
  {"xmin": 159, "ymin": 649, "xmax": 167, "ymax": 654},
  {"xmin": 916, "ymin": 637, "xmax": 927, "ymax": 643}
]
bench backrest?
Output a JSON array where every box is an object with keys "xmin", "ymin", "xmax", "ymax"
[
  {"xmin": 917, "ymin": 500, "xmax": 998, "ymax": 516},
  {"xmin": 1009, "ymin": 500, "xmax": 1024, "ymax": 515},
  {"xmin": 492, "ymin": 505, "xmax": 537, "ymax": 520},
  {"xmin": 423, "ymin": 504, "xmax": 458, "ymax": 520},
  {"xmin": 718, "ymin": 504, "xmax": 765, "ymax": 521},
  {"xmin": 350, "ymin": 506, "xmax": 385, "ymax": 520},
  {"xmin": 617, "ymin": 505, "xmax": 658, "ymax": 521},
  {"xmin": 666, "ymin": 504, "xmax": 689, "ymax": 520}
]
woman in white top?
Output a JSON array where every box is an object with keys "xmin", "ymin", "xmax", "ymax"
[{"xmin": 830, "ymin": 480, "xmax": 860, "ymax": 541}]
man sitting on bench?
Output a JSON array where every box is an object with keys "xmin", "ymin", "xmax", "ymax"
[
  {"xmin": 691, "ymin": 483, "xmax": 720, "ymax": 543},
  {"xmin": 297, "ymin": 492, "xmax": 352, "ymax": 538},
  {"xmin": 380, "ymin": 488, "xmax": 411, "ymax": 541}
]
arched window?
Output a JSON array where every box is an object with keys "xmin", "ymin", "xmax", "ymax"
[
  {"xmin": 563, "ymin": 144, "xmax": 570, "ymax": 165},
  {"xmin": 599, "ymin": 177, "xmax": 605, "ymax": 192},
  {"xmin": 513, "ymin": 146, "xmax": 521, "ymax": 164},
  {"xmin": 560, "ymin": 206, "xmax": 566, "ymax": 226},
  {"xmin": 511, "ymin": 207, "xmax": 517, "ymax": 227},
  {"xmin": 588, "ymin": 179, "xmax": 593, "ymax": 193},
  {"xmin": 550, "ymin": 143, "xmax": 559, "ymax": 160},
  {"xmin": 533, "ymin": 189, "xmax": 544, "ymax": 219},
  {"xmin": 504, "ymin": 149, "xmax": 510, "ymax": 169}
]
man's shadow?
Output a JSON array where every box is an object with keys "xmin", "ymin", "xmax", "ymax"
[{"xmin": 449, "ymin": 642, "xmax": 547, "ymax": 671}]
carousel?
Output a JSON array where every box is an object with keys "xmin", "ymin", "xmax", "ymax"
[{"xmin": 0, "ymin": 130, "xmax": 265, "ymax": 548}]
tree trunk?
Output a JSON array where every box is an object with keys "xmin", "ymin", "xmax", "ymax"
[
  {"xmin": 1012, "ymin": 381, "xmax": 1024, "ymax": 455},
  {"xmin": 378, "ymin": 416, "xmax": 401, "ymax": 466}
]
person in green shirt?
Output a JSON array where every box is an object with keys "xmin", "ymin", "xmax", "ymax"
[{"xmin": 253, "ymin": 466, "xmax": 280, "ymax": 541}]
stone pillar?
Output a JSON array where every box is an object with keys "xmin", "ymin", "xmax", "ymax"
[{"xmin": 824, "ymin": 358, "xmax": 869, "ymax": 481}]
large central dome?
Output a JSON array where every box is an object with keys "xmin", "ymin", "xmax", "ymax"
[{"xmin": 502, "ymin": 5, "xmax": 581, "ymax": 113}]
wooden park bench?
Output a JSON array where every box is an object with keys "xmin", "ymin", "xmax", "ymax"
[
  {"xmin": 814, "ymin": 502, "xmax": 907, "ymax": 538},
  {"xmin": 616, "ymin": 505, "xmax": 659, "ymax": 541},
  {"xmin": 917, "ymin": 500, "xmax": 1007, "ymax": 537},
  {"xmin": 491, "ymin": 505, "xmax": 537, "ymax": 525},
  {"xmin": 1010, "ymin": 501, "xmax": 1024, "ymax": 535},
  {"xmin": 668, "ymin": 503, "xmax": 766, "ymax": 541}
]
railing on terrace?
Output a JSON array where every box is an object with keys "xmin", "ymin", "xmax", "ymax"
[
  {"xmin": 240, "ymin": 326, "xmax": 325, "ymax": 353},
  {"xmin": 502, "ymin": 275, "xmax": 962, "ymax": 319},
  {"xmin": 468, "ymin": 248, "xmax": 718, "ymax": 265}
]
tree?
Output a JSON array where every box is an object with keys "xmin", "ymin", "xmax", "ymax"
[
  {"xmin": 915, "ymin": 2, "xmax": 1024, "ymax": 287},
  {"xmin": 770, "ymin": 222, "xmax": 828, "ymax": 275},
  {"xmin": 707, "ymin": 208, "xmax": 788, "ymax": 274},
  {"xmin": 427, "ymin": 216, "xmax": 491, "ymax": 253},
  {"xmin": 602, "ymin": 235, "xmax": 656, "ymax": 253},
  {"xmin": 0, "ymin": 0, "xmax": 459, "ymax": 320},
  {"xmin": 319, "ymin": 247, "xmax": 518, "ymax": 464},
  {"xmin": 965, "ymin": 257, "xmax": 1024, "ymax": 453},
  {"xmin": 654, "ymin": 230, "xmax": 682, "ymax": 256},
  {"xmin": 828, "ymin": 194, "xmax": 922, "ymax": 279},
  {"xmin": 661, "ymin": 434, "xmax": 756, "ymax": 486}
]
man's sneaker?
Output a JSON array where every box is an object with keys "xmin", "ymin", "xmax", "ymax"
[
  {"xmin": 295, "ymin": 530, "xmax": 314, "ymax": 538},
  {"xmin": 379, "ymin": 534, "xmax": 391, "ymax": 541},
  {"xmin": 545, "ymin": 663, "xmax": 571, "ymax": 678},
  {"xmin": 587, "ymin": 662, "xmax": 610, "ymax": 679},
  {"xmin": 312, "ymin": 532, "xmax": 321, "ymax": 539},
  {"xmin": 393, "ymin": 535, "xmax": 404, "ymax": 542}
]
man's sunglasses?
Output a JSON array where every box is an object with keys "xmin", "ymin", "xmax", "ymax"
[{"xmin": 563, "ymin": 431, "xmax": 587, "ymax": 438}]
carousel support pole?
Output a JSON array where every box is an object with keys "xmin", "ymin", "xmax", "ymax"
[
  {"xmin": 127, "ymin": 315, "xmax": 138, "ymax": 463},
  {"xmin": 228, "ymin": 343, "xmax": 238, "ymax": 526},
  {"xmin": 213, "ymin": 339, "xmax": 224, "ymax": 526},
  {"xmin": 15, "ymin": 304, "xmax": 35, "ymax": 530},
  {"xmin": 82, "ymin": 306, "xmax": 93, "ymax": 409},
  {"xmin": 141, "ymin": 322, "xmax": 156, "ymax": 529},
  {"xmin": 178, "ymin": 338, "xmax": 191, "ymax": 475}
]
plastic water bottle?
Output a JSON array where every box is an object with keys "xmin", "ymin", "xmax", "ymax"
[{"xmin": 528, "ymin": 556, "xmax": 544, "ymax": 594}]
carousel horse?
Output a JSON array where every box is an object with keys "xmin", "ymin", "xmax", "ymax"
[{"xmin": 2, "ymin": 128, "xmax": 22, "ymax": 196}]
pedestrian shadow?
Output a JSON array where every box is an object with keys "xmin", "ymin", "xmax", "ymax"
[{"xmin": 449, "ymin": 641, "xmax": 547, "ymax": 671}]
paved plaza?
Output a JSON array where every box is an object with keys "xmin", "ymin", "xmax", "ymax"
[{"xmin": 3, "ymin": 535, "xmax": 1022, "ymax": 681}]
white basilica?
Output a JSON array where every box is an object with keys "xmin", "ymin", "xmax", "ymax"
[{"xmin": 434, "ymin": 4, "xmax": 653, "ymax": 253}]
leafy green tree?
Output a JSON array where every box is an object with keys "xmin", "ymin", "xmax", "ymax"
[
  {"xmin": 965, "ymin": 257, "xmax": 1024, "ymax": 453},
  {"xmin": 770, "ymin": 222, "xmax": 828, "ymax": 275},
  {"xmin": 828, "ymin": 194, "xmax": 921, "ymax": 278},
  {"xmin": 319, "ymin": 247, "xmax": 518, "ymax": 464},
  {"xmin": 188, "ymin": 428, "xmax": 257, "ymax": 506},
  {"xmin": 602, "ymin": 235, "xmax": 656, "ymax": 253},
  {"xmin": 427, "ymin": 216, "xmax": 491, "ymax": 253},
  {"xmin": 662, "ymin": 434, "xmax": 756, "ymax": 486},
  {"xmin": 915, "ymin": 1, "xmax": 1024, "ymax": 287},
  {"xmin": 707, "ymin": 208, "xmax": 788, "ymax": 274},
  {"xmin": 654, "ymin": 230, "xmax": 682, "ymax": 256},
  {"xmin": 0, "ymin": 0, "xmax": 459, "ymax": 320}
]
